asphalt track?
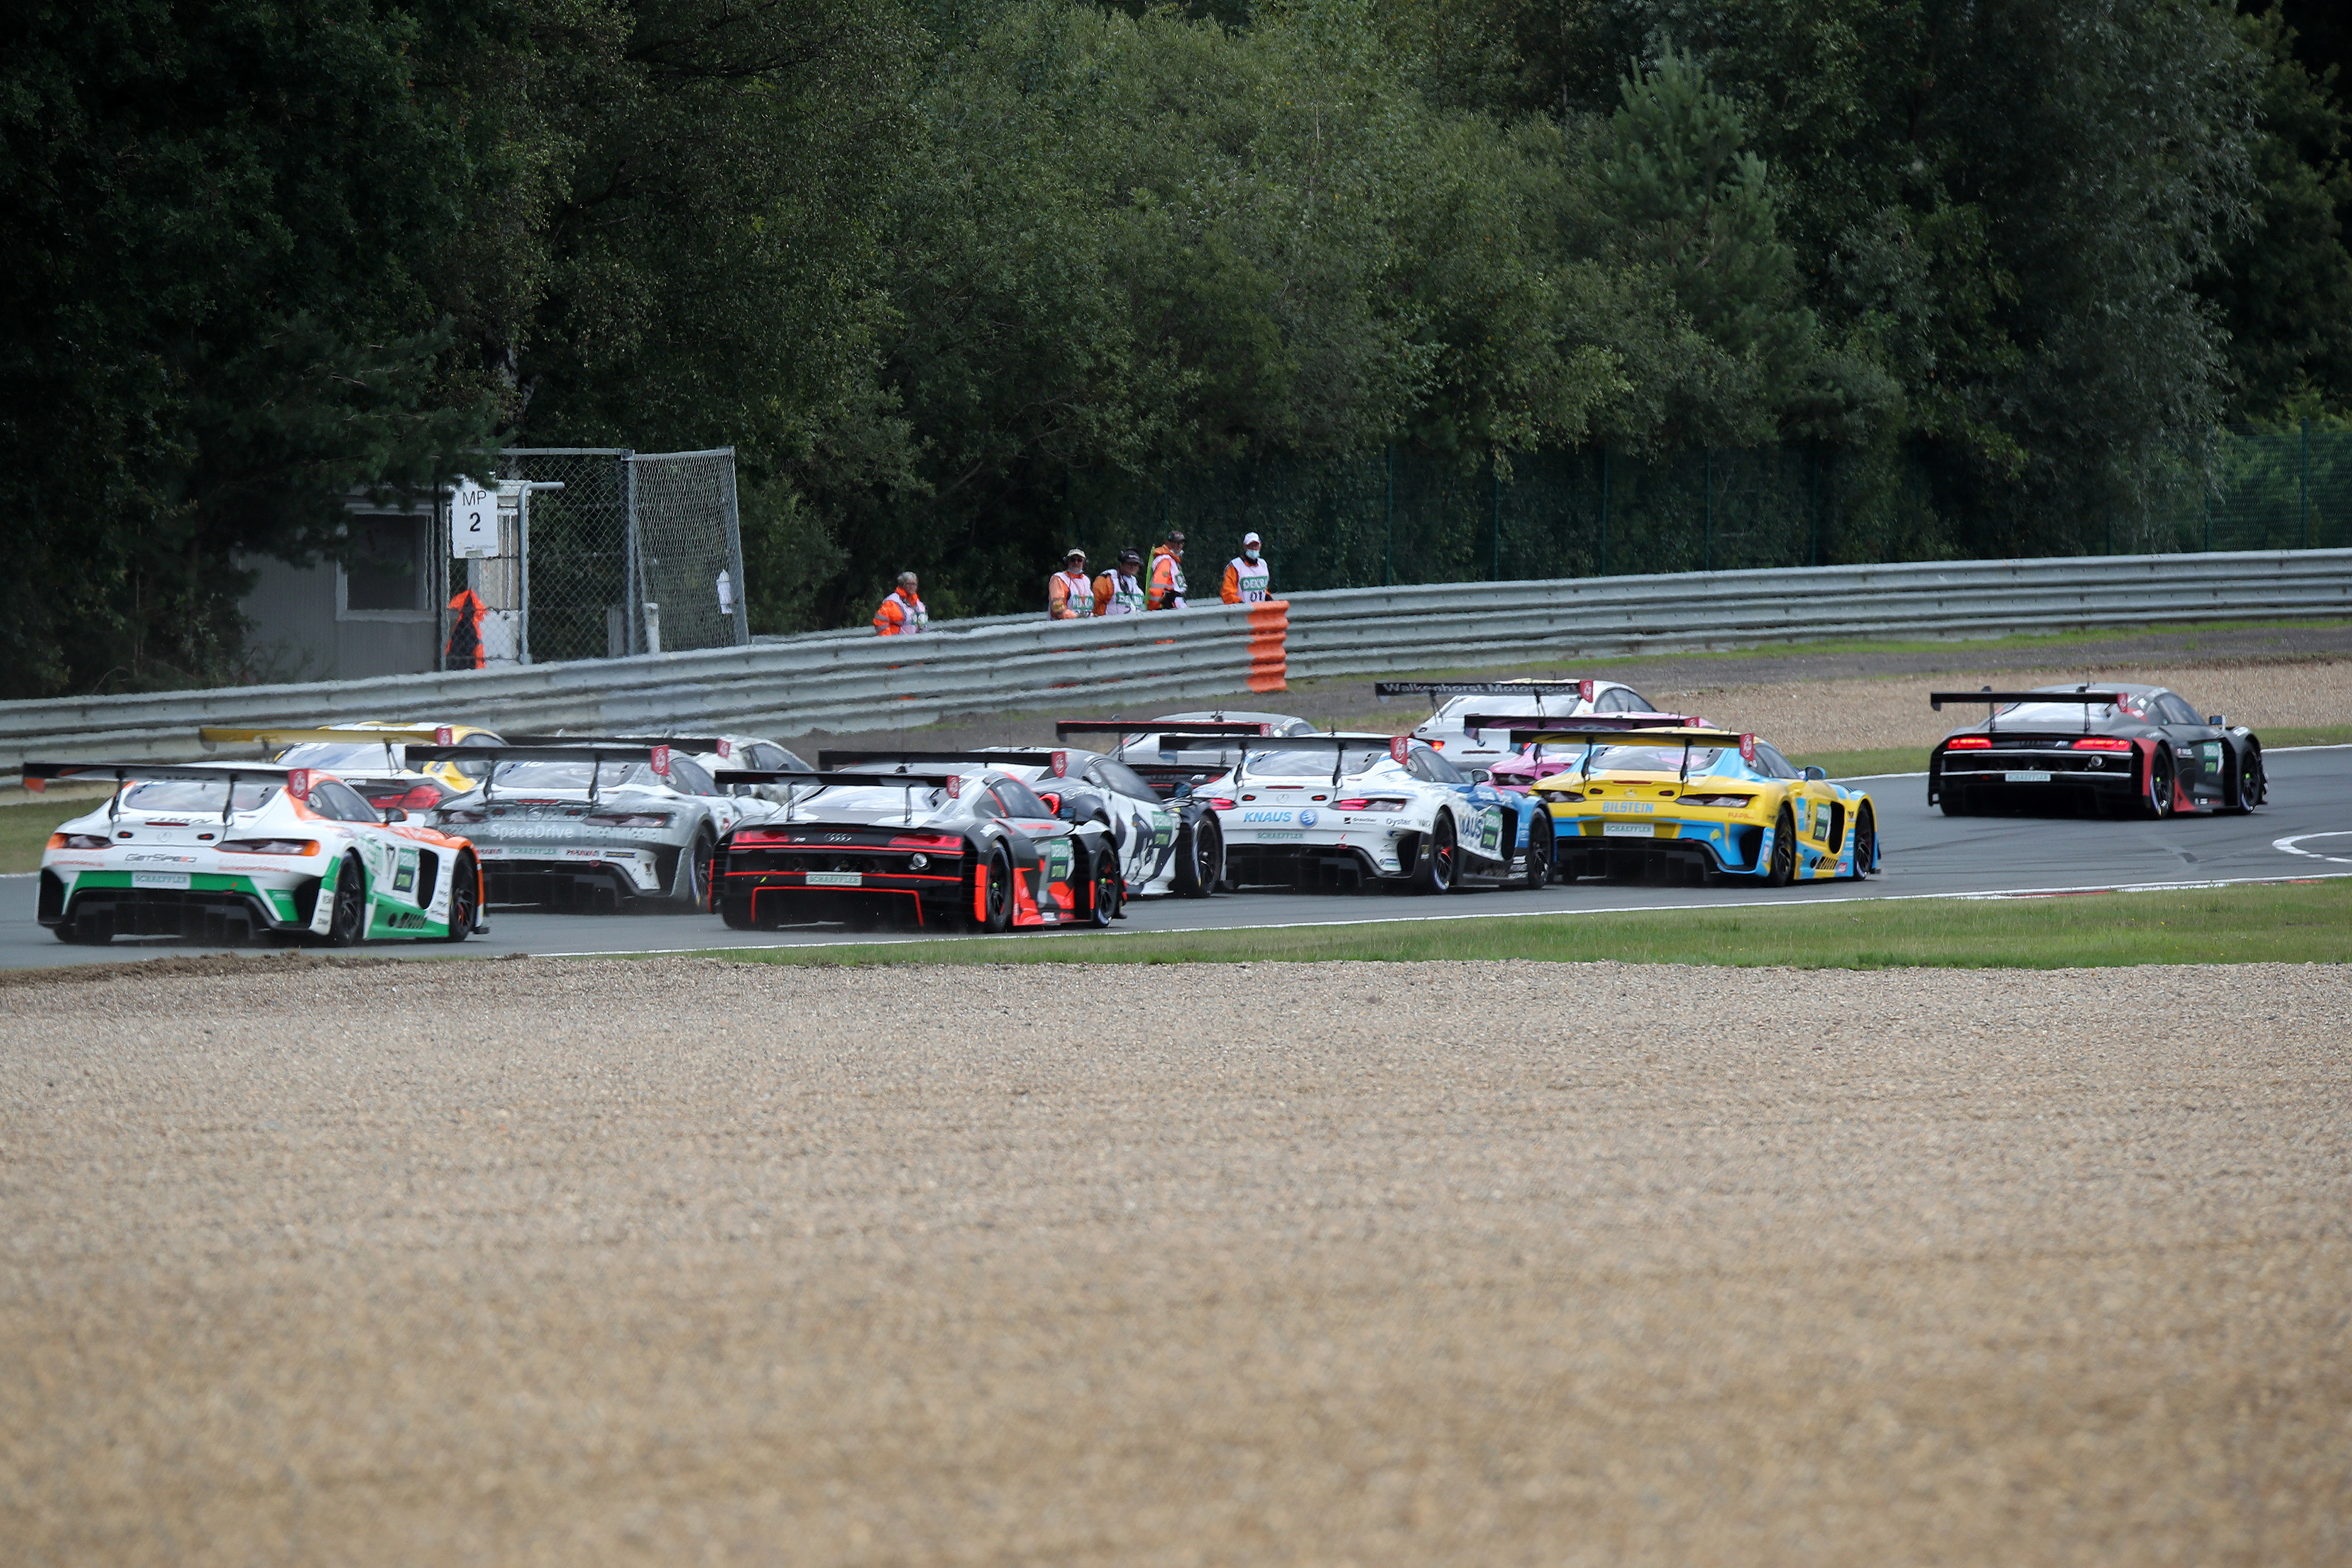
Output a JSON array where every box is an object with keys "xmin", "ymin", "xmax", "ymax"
[{"xmin": 5, "ymin": 745, "xmax": 2347, "ymax": 969}]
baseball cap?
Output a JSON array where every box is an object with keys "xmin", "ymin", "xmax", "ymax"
[
  {"xmin": 1118, "ymin": 548, "xmax": 1142, "ymax": 565},
  {"xmin": 1242, "ymin": 531, "xmax": 1261, "ymax": 546},
  {"xmin": 1065, "ymin": 547, "xmax": 1086, "ymax": 561}
]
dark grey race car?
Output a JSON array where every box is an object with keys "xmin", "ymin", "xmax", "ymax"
[{"xmin": 1927, "ymin": 683, "xmax": 2266, "ymax": 817}]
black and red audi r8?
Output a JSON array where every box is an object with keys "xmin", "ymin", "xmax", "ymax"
[
  {"xmin": 708, "ymin": 765, "xmax": 1121, "ymax": 931},
  {"xmin": 1927, "ymin": 683, "xmax": 2266, "ymax": 818}
]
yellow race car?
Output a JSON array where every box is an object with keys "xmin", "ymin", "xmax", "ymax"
[
  {"xmin": 1509, "ymin": 722, "xmax": 1881, "ymax": 887},
  {"xmin": 199, "ymin": 723, "xmax": 506, "ymax": 811}
]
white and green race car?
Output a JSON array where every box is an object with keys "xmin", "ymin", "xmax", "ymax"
[{"xmin": 29, "ymin": 761, "xmax": 484, "ymax": 946}]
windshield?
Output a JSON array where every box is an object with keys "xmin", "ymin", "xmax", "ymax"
[
  {"xmin": 1242, "ymin": 744, "xmax": 1398, "ymax": 779},
  {"xmin": 122, "ymin": 779, "xmax": 282, "ymax": 813},
  {"xmin": 489, "ymin": 760, "xmax": 659, "ymax": 791}
]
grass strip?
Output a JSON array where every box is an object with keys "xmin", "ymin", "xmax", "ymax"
[{"xmin": 679, "ymin": 877, "xmax": 2352, "ymax": 971}]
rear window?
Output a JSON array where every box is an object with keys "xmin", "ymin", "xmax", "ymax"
[
  {"xmin": 276, "ymin": 741, "xmax": 405, "ymax": 772},
  {"xmin": 122, "ymin": 778, "xmax": 281, "ymax": 813},
  {"xmin": 490, "ymin": 760, "xmax": 656, "ymax": 791},
  {"xmin": 988, "ymin": 777, "xmax": 1053, "ymax": 818},
  {"xmin": 1242, "ymin": 744, "xmax": 1395, "ymax": 779}
]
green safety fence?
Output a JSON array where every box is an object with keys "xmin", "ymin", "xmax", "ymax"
[{"xmin": 1065, "ymin": 426, "xmax": 2352, "ymax": 592}]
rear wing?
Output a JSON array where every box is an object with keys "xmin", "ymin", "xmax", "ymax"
[
  {"xmin": 819, "ymin": 748, "xmax": 1074, "ymax": 777},
  {"xmin": 1930, "ymin": 691, "xmax": 2129, "ymax": 711},
  {"xmin": 1375, "ymin": 679, "xmax": 1595, "ymax": 700},
  {"xmin": 1505, "ymin": 725, "xmax": 1760, "ymax": 777},
  {"xmin": 200, "ymin": 724, "xmax": 460, "ymax": 748},
  {"xmin": 1459, "ymin": 712, "xmax": 1699, "ymax": 740},
  {"xmin": 503, "ymin": 733, "xmax": 736, "ymax": 756},
  {"xmin": 1054, "ymin": 719, "xmax": 1272, "ymax": 740},
  {"xmin": 406, "ymin": 742, "xmax": 671, "ymax": 801},
  {"xmin": 22, "ymin": 759, "xmax": 311, "ymax": 817},
  {"xmin": 712, "ymin": 768, "xmax": 968, "ymax": 801}
]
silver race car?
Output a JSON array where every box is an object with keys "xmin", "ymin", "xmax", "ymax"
[{"xmin": 411, "ymin": 741, "xmax": 777, "ymax": 911}]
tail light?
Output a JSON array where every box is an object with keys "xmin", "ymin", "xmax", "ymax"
[
  {"xmin": 1679, "ymin": 794, "xmax": 1755, "ymax": 808},
  {"xmin": 733, "ymin": 828, "xmax": 800, "ymax": 845},
  {"xmin": 1543, "ymin": 789, "xmax": 1585, "ymax": 803},
  {"xmin": 1335, "ymin": 796, "xmax": 1409, "ymax": 810},
  {"xmin": 442, "ymin": 809, "xmax": 487, "ymax": 824},
  {"xmin": 218, "ymin": 838, "xmax": 320, "ymax": 855},
  {"xmin": 48, "ymin": 833, "xmax": 109, "ymax": 850},
  {"xmin": 396, "ymin": 784, "xmax": 445, "ymax": 809},
  {"xmin": 582, "ymin": 811, "xmax": 674, "ymax": 827},
  {"xmin": 2072, "ymin": 737, "xmax": 2133, "ymax": 752},
  {"xmin": 1207, "ymin": 797, "xmax": 1235, "ymax": 809},
  {"xmin": 1946, "ymin": 737, "xmax": 1993, "ymax": 750},
  {"xmin": 888, "ymin": 833, "xmax": 962, "ymax": 848}
]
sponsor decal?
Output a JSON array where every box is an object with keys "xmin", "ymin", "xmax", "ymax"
[
  {"xmin": 1601, "ymin": 823, "xmax": 1653, "ymax": 838},
  {"xmin": 132, "ymin": 871, "xmax": 192, "ymax": 888},
  {"xmin": 1254, "ymin": 830, "xmax": 1307, "ymax": 840},
  {"xmin": 1477, "ymin": 809, "xmax": 1502, "ymax": 854},
  {"xmin": 1298, "ymin": 808, "xmax": 1319, "ymax": 828},
  {"xmin": 806, "ymin": 871, "xmax": 863, "ymax": 887},
  {"xmin": 1240, "ymin": 810, "xmax": 1293, "ymax": 824},
  {"xmin": 393, "ymin": 847, "xmax": 418, "ymax": 894},
  {"xmin": 1389, "ymin": 735, "xmax": 1409, "ymax": 763},
  {"xmin": 1739, "ymin": 734, "xmax": 1757, "ymax": 765},
  {"xmin": 1050, "ymin": 750, "xmax": 1068, "ymax": 779},
  {"xmin": 1601, "ymin": 802, "xmax": 1654, "ymax": 814},
  {"xmin": 126, "ymin": 852, "xmax": 196, "ymax": 864},
  {"xmin": 650, "ymin": 745, "xmax": 671, "ymax": 777},
  {"xmin": 435, "ymin": 726, "xmax": 454, "ymax": 745},
  {"xmin": 1580, "ymin": 678, "xmax": 1595, "ymax": 703}
]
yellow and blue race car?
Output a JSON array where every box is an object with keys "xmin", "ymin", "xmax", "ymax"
[
  {"xmin": 199, "ymin": 722, "xmax": 506, "ymax": 810},
  {"xmin": 1508, "ymin": 721, "xmax": 1881, "ymax": 887}
]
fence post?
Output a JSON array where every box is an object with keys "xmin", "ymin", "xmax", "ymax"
[
  {"xmin": 2301, "ymin": 418, "xmax": 2312, "ymax": 549},
  {"xmin": 1490, "ymin": 461, "xmax": 1502, "ymax": 581},
  {"xmin": 622, "ymin": 450, "xmax": 642, "ymax": 655},
  {"xmin": 1702, "ymin": 448, "xmax": 1713, "ymax": 572},
  {"xmin": 1383, "ymin": 444, "xmax": 1394, "ymax": 587},
  {"xmin": 1599, "ymin": 448, "xmax": 1611, "ymax": 577},
  {"xmin": 1808, "ymin": 449, "xmax": 1820, "ymax": 567}
]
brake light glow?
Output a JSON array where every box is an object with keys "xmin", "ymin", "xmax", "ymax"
[
  {"xmin": 2072, "ymin": 737, "xmax": 2133, "ymax": 751},
  {"xmin": 733, "ymin": 828, "xmax": 799, "ymax": 845},
  {"xmin": 1208, "ymin": 797, "xmax": 1235, "ymax": 809},
  {"xmin": 48, "ymin": 833, "xmax": 109, "ymax": 850},
  {"xmin": 1946, "ymin": 737, "xmax": 1993, "ymax": 749},
  {"xmin": 218, "ymin": 838, "xmax": 320, "ymax": 856}
]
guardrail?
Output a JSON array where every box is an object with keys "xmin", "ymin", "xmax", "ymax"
[{"xmin": 4, "ymin": 549, "xmax": 2344, "ymax": 764}]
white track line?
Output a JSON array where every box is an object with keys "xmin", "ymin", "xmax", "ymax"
[{"xmin": 532, "ymin": 868, "xmax": 2352, "ymax": 959}]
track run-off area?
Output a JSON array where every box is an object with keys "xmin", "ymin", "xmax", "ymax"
[{"xmin": 5, "ymin": 745, "xmax": 2347, "ymax": 968}]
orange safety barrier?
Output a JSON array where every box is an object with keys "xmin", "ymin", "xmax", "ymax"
[{"xmin": 1245, "ymin": 599, "xmax": 1289, "ymax": 693}]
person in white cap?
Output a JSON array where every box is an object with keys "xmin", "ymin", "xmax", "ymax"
[
  {"xmin": 1220, "ymin": 531, "xmax": 1271, "ymax": 604},
  {"xmin": 1047, "ymin": 548, "xmax": 1095, "ymax": 618}
]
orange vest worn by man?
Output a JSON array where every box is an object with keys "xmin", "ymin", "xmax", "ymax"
[
  {"xmin": 873, "ymin": 574, "xmax": 928, "ymax": 635},
  {"xmin": 1148, "ymin": 531, "xmax": 1187, "ymax": 610},
  {"xmin": 1220, "ymin": 531, "xmax": 1271, "ymax": 603},
  {"xmin": 446, "ymin": 587, "xmax": 486, "ymax": 668},
  {"xmin": 1048, "ymin": 551, "xmax": 1094, "ymax": 618}
]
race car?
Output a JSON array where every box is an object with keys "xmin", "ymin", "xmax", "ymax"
[
  {"xmin": 28, "ymin": 760, "xmax": 483, "ymax": 945},
  {"xmin": 708, "ymin": 764, "xmax": 1121, "ymax": 932},
  {"xmin": 822, "ymin": 745, "xmax": 1222, "ymax": 898},
  {"xmin": 1377, "ymin": 679, "xmax": 1683, "ymax": 770},
  {"xmin": 199, "ymin": 722, "xmax": 507, "ymax": 811},
  {"xmin": 1520, "ymin": 724, "xmax": 1880, "ymax": 886},
  {"xmin": 1928, "ymin": 684, "xmax": 2266, "ymax": 817},
  {"xmin": 507, "ymin": 732, "xmax": 814, "ymax": 812},
  {"xmin": 1077, "ymin": 713, "xmax": 1316, "ymax": 798},
  {"xmin": 408, "ymin": 741, "xmax": 774, "ymax": 911},
  {"xmin": 1211, "ymin": 732, "xmax": 1553, "ymax": 892}
]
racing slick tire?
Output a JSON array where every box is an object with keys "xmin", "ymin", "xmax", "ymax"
[
  {"xmin": 1847, "ymin": 804, "xmax": 1876, "ymax": 880},
  {"xmin": 672, "ymin": 827, "xmax": 717, "ymax": 911},
  {"xmin": 1410, "ymin": 813, "xmax": 1460, "ymax": 895},
  {"xmin": 1521, "ymin": 812, "xmax": 1553, "ymax": 890},
  {"xmin": 54, "ymin": 915, "xmax": 111, "ymax": 945},
  {"xmin": 720, "ymin": 897, "xmax": 759, "ymax": 931},
  {"xmin": 2227, "ymin": 745, "xmax": 2265, "ymax": 814},
  {"xmin": 2141, "ymin": 747, "xmax": 2175, "ymax": 820},
  {"xmin": 1087, "ymin": 848, "xmax": 1122, "ymax": 928},
  {"xmin": 438, "ymin": 852, "xmax": 480, "ymax": 941},
  {"xmin": 316, "ymin": 854, "xmax": 368, "ymax": 947},
  {"xmin": 1764, "ymin": 806, "xmax": 1798, "ymax": 888},
  {"xmin": 1938, "ymin": 797, "xmax": 1970, "ymax": 817},
  {"xmin": 979, "ymin": 846, "xmax": 1016, "ymax": 932},
  {"xmin": 1172, "ymin": 817, "xmax": 1223, "ymax": 898}
]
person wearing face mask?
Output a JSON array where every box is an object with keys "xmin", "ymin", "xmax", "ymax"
[
  {"xmin": 1047, "ymin": 549, "xmax": 1094, "ymax": 618},
  {"xmin": 1220, "ymin": 531, "xmax": 1270, "ymax": 604}
]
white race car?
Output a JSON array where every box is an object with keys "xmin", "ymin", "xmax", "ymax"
[
  {"xmin": 1212, "ymin": 733, "xmax": 1552, "ymax": 893},
  {"xmin": 1057, "ymin": 716, "xmax": 1310, "ymax": 801},
  {"xmin": 821, "ymin": 746, "xmax": 1224, "ymax": 898},
  {"xmin": 29, "ymin": 760, "xmax": 484, "ymax": 946},
  {"xmin": 1378, "ymin": 679, "xmax": 1678, "ymax": 770},
  {"xmin": 416, "ymin": 741, "xmax": 780, "ymax": 911}
]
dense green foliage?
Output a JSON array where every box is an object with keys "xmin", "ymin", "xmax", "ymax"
[{"xmin": 8, "ymin": 0, "xmax": 2352, "ymax": 688}]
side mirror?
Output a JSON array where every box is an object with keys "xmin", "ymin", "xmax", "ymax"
[
  {"xmin": 1055, "ymin": 803, "xmax": 1079, "ymax": 821},
  {"xmin": 1172, "ymin": 782, "xmax": 1194, "ymax": 800},
  {"xmin": 2207, "ymin": 714, "xmax": 2226, "ymax": 727},
  {"xmin": 1800, "ymin": 765, "xmax": 1827, "ymax": 781},
  {"xmin": 380, "ymin": 807, "xmax": 409, "ymax": 824},
  {"xmin": 1470, "ymin": 768, "xmax": 1493, "ymax": 784}
]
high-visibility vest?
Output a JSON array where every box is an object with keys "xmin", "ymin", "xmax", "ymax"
[
  {"xmin": 446, "ymin": 589, "xmax": 486, "ymax": 668},
  {"xmin": 1221, "ymin": 555, "xmax": 1270, "ymax": 603},
  {"xmin": 1097, "ymin": 570, "xmax": 1145, "ymax": 616},
  {"xmin": 873, "ymin": 589, "xmax": 927, "ymax": 635},
  {"xmin": 1148, "ymin": 547, "xmax": 1185, "ymax": 609},
  {"xmin": 1048, "ymin": 570, "xmax": 1094, "ymax": 618}
]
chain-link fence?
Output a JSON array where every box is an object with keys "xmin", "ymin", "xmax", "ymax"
[
  {"xmin": 629, "ymin": 447, "xmax": 749, "ymax": 653},
  {"xmin": 441, "ymin": 447, "xmax": 747, "ymax": 668},
  {"xmin": 1064, "ymin": 427, "xmax": 2351, "ymax": 594}
]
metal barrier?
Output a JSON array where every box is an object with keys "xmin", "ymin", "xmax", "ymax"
[{"xmin": 6, "ymin": 549, "xmax": 2346, "ymax": 764}]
